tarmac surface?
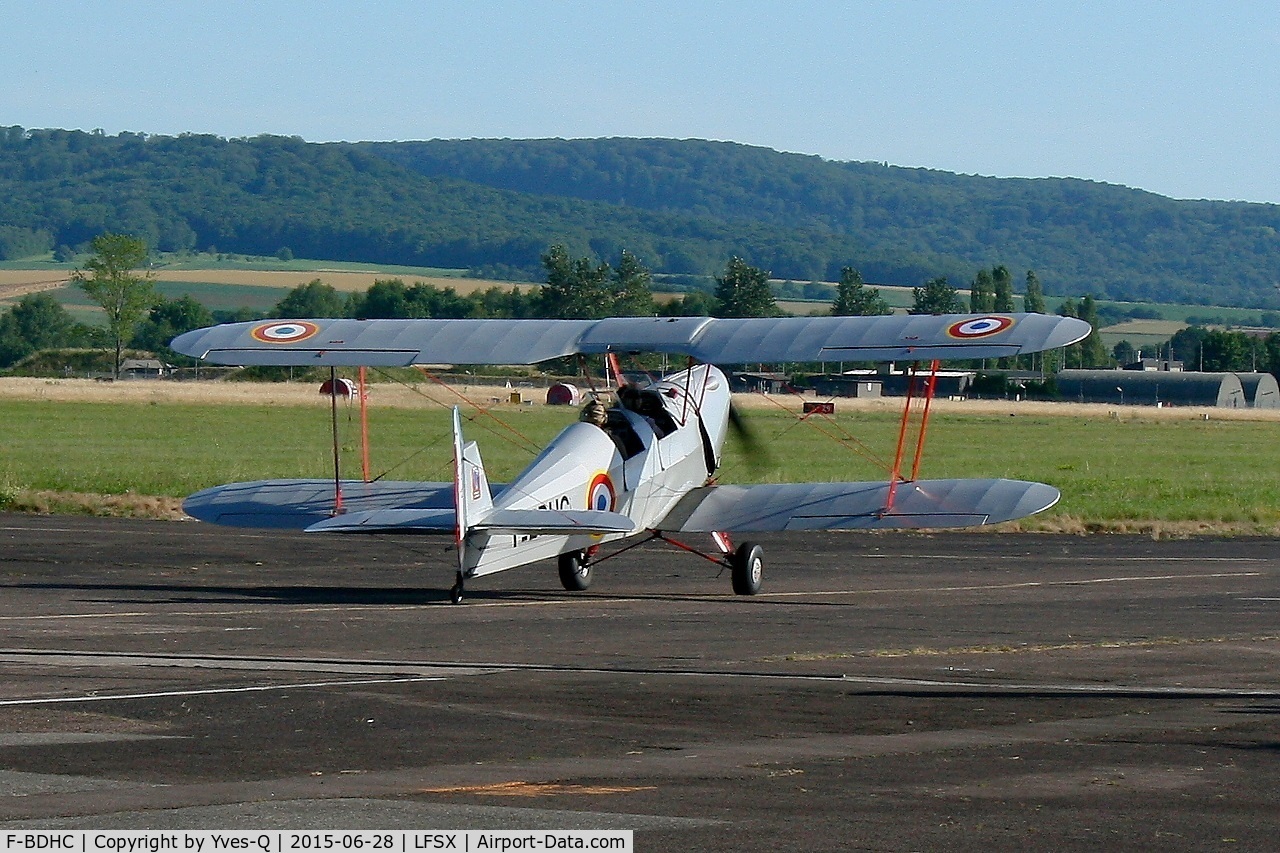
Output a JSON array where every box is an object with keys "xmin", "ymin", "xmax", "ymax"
[{"xmin": 0, "ymin": 514, "xmax": 1278, "ymax": 850}]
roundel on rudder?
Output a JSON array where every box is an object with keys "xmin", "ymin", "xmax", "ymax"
[{"xmin": 587, "ymin": 472, "xmax": 616, "ymax": 512}]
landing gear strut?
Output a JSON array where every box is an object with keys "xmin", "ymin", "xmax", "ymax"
[{"xmin": 558, "ymin": 549, "xmax": 594, "ymax": 591}]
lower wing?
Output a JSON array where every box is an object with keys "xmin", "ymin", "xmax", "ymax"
[
  {"xmin": 658, "ymin": 479, "xmax": 1060, "ymax": 532},
  {"xmin": 182, "ymin": 479, "xmax": 465, "ymax": 529},
  {"xmin": 183, "ymin": 478, "xmax": 636, "ymax": 537}
]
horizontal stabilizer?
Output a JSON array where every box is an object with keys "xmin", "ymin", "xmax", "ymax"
[
  {"xmin": 306, "ymin": 507, "xmax": 637, "ymax": 536},
  {"xmin": 306, "ymin": 507, "xmax": 456, "ymax": 533},
  {"xmin": 475, "ymin": 508, "xmax": 637, "ymax": 536},
  {"xmin": 183, "ymin": 478, "xmax": 472, "ymax": 529},
  {"xmin": 660, "ymin": 479, "xmax": 1060, "ymax": 532}
]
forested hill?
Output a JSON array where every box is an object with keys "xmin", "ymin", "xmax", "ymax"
[
  {"xmin": 363, "ymin": 138, "xmax": 1280, "ymax": 307},
  {"xmin": 2, "ymin": 127, "xmax": 1279, "ymax": 308}
]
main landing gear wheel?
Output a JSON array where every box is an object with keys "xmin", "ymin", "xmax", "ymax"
[
  {"xmin": 450, "ymin": 571, "xmax": 465, "ymax": 604},
  {"xmin": 730, "ymin": 541, "xmax": 763, "ymax": 595},
  {"xmin": 558, "ymin": 550, "xmax": 594, "ymax": 591}
]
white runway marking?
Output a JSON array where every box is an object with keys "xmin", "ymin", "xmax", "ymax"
[
  {"xmin": 755, "ymin": 571, "xmax": 1264, "ymax": 599},
  {"xmin": 0, "ymin": 676, "xmax": 442, "ymax": 707},
  {"xmin": 866, "ymin": 554, "xmax": 1268, "ymax": 563},
  {"xmin": 3, "ymin": 648, "xmax": 1279, "ymax": 701},
  {"xmin": 0, "ymin": 569, "xmax": 1267, "ymax": 618}
]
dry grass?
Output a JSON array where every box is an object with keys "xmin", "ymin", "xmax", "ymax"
[
  {"xmin": 8, "ymin": 377, "xmax": 1280, "ymax": 424},
  {"xmin": 0, "ymin": 376, "xmax": 531, "ymax": 409},
  {"xmin": 3, "ymin": 489, "xmax": 186, "ymax": 520}
]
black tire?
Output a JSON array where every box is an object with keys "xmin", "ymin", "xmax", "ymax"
[
  {"xmin": 558, "ymin": 550, "xmax": 594, "ymax": 591},
  {"xmin": 449, "ymin": 572, "xmax": 465, "ymax": 604},
  {"xmin": 730, "ymin": 541, "xmax": 763, "ymax": 595}
]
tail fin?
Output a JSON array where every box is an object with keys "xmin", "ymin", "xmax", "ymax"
[{"xmin": 452, "ymin": 407, "xmax": 493, "ymax": 571}]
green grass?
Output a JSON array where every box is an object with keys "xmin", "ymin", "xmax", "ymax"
[
  {"xmin": 2, "ymin": 397, "xmax": 1278, "ymax": 528},
  {"xmin": 719, "ymin": 409, "xmax": 1280, "ymax": 526}
]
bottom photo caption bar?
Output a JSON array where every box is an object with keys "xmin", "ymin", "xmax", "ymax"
[{"xmin": 2, "ymin": 832, "xmax": 633, "ymax": 853}]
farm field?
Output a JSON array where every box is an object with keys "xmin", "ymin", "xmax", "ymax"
[{"xmin": 2, "ymin": 377, "xmax": 1278, "ymax": 534}]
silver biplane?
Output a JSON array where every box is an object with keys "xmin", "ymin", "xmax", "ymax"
[{"xmin": 172, "ymin": 313, "xmax": 1089, "ymax": 602}]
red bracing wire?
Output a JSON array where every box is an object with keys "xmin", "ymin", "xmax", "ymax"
[
  {"xmin": 748, "ymin": 388, "xmax": 891, "ymax": 473},
  {"xmin": 413, "ymin": 366, "xmax": 541, "ymax": 456}
]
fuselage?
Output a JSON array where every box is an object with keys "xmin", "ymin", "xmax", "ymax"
[{"xmin": 464, "ymin": 363, "xmax": 731, "ymax": 576}]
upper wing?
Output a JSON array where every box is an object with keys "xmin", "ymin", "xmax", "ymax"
[
  {"xmin": 171, "ymin": 314, "xmax": 1090, "ymax": 367},
  {"xmin": 182, "ymin": 478, "xmax": 466, "ymax": 529},
  {"xmin": 658, "ymin": 479, "xmax": 1060, "ymax": 532}
]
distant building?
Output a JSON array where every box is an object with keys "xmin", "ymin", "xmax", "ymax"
[
  {"xmin": 1235, "ymin": 373, "xmax": 1280, "ymax": 408},
  {"xmin": 546, "ymin": 382, "xmax": 582, "ymax": 406},
  {"xmin": 1057, "ymin": 369, "xmax": 1246, "ymax": 407},
  {"xmin": 119, "ymin": 358, "xmax": 170, "ymax": 379},
  {"xmin": 808, "ymin": 375, "xmax": 883, "ymax": 399},
  {"xmin": 1123, "ymin": 358, "xmax": 1183, "ymax": 372},
  {"xmin": 816, "ymin": 367, "xmax": 973, "ymax": 398},
  {"xmin": 319, "ymin": 377, "xmax": 357, "ymax": 397},
  {"xmin": 730, "ymin": 372, "xmax": 791, "ymax": 395}
]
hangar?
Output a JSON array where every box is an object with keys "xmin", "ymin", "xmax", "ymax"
[
  {"xmin": 1056, "ymin": 370, "xmax": 1247, "ymax": 407},
  {"xmin": 1235, "ymin": 372, "xmax": 1280, "ymax": 408}
]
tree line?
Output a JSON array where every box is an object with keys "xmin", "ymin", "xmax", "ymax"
[{"xmin": 7, "ymin": 233, "xmax": 1277, "ymax": 380}]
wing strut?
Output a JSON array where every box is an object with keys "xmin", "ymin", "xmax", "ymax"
[
  {"xmin": 884, "ymin": 359, "xmax": 940, "ymax": 513},
  {"xmin": 328, "ymin": 366, "xmax": 344, "ymax": 515},
  {"xmin": 358, "ymin": 365, "xmax": 371, "ymax": 482},
  {"xmin": 606, "ymin": 352, "xmax": 626, "ymax": 389}
]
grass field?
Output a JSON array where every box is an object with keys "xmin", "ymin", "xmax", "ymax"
[{"xmin": 1, "ymin": 379, "xmax": 1277, "ymax": 533}]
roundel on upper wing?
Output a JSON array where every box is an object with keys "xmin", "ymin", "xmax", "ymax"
[
  {"xmin": 587, "ymin": 472, "xmax": 616, "ymax": 512},
  {"xmin": 946, "ymin": 316, "xmax": 1015, "ymax": 339},
  {"xmin": 250, "ymin": 321, "xmax": 321, "ymax": 344}
]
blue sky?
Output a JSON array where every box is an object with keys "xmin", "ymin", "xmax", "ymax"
[{"xmin": 4, "ymin": 1, "xmax": 1279, "ymax": 203}]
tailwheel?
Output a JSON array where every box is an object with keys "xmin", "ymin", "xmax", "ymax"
[
  {"xmin": 730, "ymin": 541, "xmax": 763, "ymax": 595},
  {"xmin": 450, "ymin": 571, "xmax": 465, "ymax": 604},
  {"xmin": 558, "ymin": 549, "xmax": 594, "ymax": 591}
]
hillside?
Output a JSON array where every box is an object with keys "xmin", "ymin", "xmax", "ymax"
[
  {"xmin": 364, "ymin": 138, "xmax": 1280, "ymax": 308},
  {"xmin": 1, "ymin": 127, "xmax": 1278, "ymax": 307}
]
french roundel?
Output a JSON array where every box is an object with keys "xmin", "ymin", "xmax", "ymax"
[
  {"xmin": 250, "ymin": 321, "xmax": 321, "ymax": 344},
  {"xmin": 587, "ymin": 472, "xmax": 616, "ymax": 512},
  {"xmin": 946, "ymin": 316, "xmax": 1014, "ymax": 339}
]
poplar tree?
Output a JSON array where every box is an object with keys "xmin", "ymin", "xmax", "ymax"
[
  {"xmin": 611, "ymin": 250, "xmax": 656, "ymax": 316},
  {"xmin": 714, "ymin": 257, "xmax": 776, "ymax": 318},
  {"xmin": 72, "ymin": 233, "xmax": 156, "ymax": 378},
  {"xmin": 969, "ymin": 268, "xmax": 995, "ymax": 312},
  {"xmin": 992, "ymin": 265, "xmax": 1015, "ymax": 312},
  {"xmin": 910, "ymin": 277, "xmax": 961, "ymax": 315},
  {"xmin": 540, "ymin": 244, "xmax": 612, "ymax": 319},
  {"xmin": 1077, "ymin": 295, "xmax": 1108, "ymax": 367},
  {"xmin": 1024, "ymin": 270, "xmax": 1046, "ymax": 313},
  {"xmin": 831, "ymin": 267, "xmax": 891, "ymax": 316}
]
